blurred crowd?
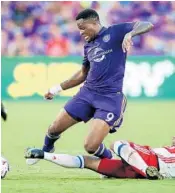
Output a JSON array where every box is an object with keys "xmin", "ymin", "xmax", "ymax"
[{"xmin": 1, "ymin": 1, "xmax": 175, "ymax": 57}]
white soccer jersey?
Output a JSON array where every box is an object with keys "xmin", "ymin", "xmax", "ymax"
[{"xmin": 152, "ymin": 146, "xmax": 175, "ymax": 178}]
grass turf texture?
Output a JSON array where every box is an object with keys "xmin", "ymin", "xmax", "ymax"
[{"xmin": 2, "ymin": 100, "xmax": 175, "ymax": 193}]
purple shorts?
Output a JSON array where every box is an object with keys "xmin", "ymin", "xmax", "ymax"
[{"xmin": 64, "ymin": 86, "xmax": 127, "ymax": 133}]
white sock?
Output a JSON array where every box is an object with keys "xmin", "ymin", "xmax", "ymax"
[
  {"xmin": 44, "ymin": 153, "xmax": 84, "ymax": 168},
  {"xmin": 113, "ymin": 142, "xmax": 148, "ymax": 176}
]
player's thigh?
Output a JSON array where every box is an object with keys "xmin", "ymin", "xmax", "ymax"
[
  {"xmin": 84, "ymin": 119, "xmax": 110, "ymax": 151},
  {"xmin": 97, "ymin": 158, "xmax": 138, "ymax": 178},
  {"xmin": 49, "ymin": 108, "xmax": 78, "ymax": 134},
  {"xmin": 64, "ymin": 95, "xmax": 95, "ymax": 123},
  {"xmin": 83, "ymin": 156, "xmax": 129, "ymax": 178},
  {"xmin": 94, "ymin": 93, "xmax": 127, "ymax": 133}
]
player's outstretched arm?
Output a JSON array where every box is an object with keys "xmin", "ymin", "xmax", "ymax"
[
  {"xmin": 130, "ymin": 21, "xmax": 154, "ymax": 37},
  {"xmin": 122, "ymin": 21, "xmax": 153, "ymax": 53},
  {"xmin": 44, "ymin": 65, "xmax": 89, "ymax": 100}
]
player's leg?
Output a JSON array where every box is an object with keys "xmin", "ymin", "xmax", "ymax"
[
  {"xmin": 27, "ymin": 88, "xmax": 95, "ymax": 165},
  {"xmin": 111, "ymin": 140, "xmax": 162, "ymax": 179},
  {"xmin": 84, "ymin": 119, "xmax": 112, "ymax": 159},
  {"xmin": 25, "ymin": 148, "xmax": 99, "ymax": 170},
  {"xmin": 25, "ymin": 148, "xmax": 85, "ymax": 168},
  {"xmin": 43, "ymin": 152, "xmax": 134, "ymax": 178},
  {"xmin": 84, "ymin": 92, "xmax": 127, "ymax": 160},
  {"xmin": 110, "ymin": 140, "xmax": 148, "ymax": 177},
  {"xmin": 42, "ymin": 93, "xmax": 95, "ymax": 152},
  {"xmin": 26, "ymin": 109, "xmax": 78, "ymax": 165},
  {"xmin": 42, "ymin": 109, "xmax": 78, "ymax": 152},
  {"xmin": 97, "ymin": 158, "xmax": 141, "ymax": 178},
  {"xmin": 25, "ymin": 148, "xmax": 139, "ymax": 178},
  {"xmin": 43, "ymin": 154, "xmax": 138, "ymax": 178},
  {"xmin": 25, "ymin": 148, "xmax": 119, "ymax": 177}
]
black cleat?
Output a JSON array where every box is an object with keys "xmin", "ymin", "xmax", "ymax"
[
  {"xmin": 25, "ymin": 148, "xmax": 44, "ymax": 159},
  {"xmin": 146, "ymin": 166, "xmax": 164, "ymax": 180}
]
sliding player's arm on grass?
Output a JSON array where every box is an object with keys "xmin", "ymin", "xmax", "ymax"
[{"xmin": 45, "ymin": 65, "xmax": 89, "ymax": 100}]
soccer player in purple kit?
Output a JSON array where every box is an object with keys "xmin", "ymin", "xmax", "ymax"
[{"xmin": 26, "ymin": 9, "xmax": 153, "ymax": 165}]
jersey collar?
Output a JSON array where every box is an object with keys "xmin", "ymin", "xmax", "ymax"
[
  {"xmin": 96, "ymin": 26, "xmax": 107, "ymax": 37},
  {"xmin": 87, "ymin": 26, "xmax": 107, "ymax": 43}
]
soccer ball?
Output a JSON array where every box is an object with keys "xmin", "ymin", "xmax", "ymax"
[{"xmin": 1, "ymin": 156, "xmax": 10, "ymax": 179}]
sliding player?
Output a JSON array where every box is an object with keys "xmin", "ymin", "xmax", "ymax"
[{"xmin": 25, "ymin": 137, "xmax": 175, "ymax": 179}]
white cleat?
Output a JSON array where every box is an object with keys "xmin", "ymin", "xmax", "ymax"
[
  {"xmin": 26, "ymin": 147, "xmax": 55, "ymax": 165},
  {"xmin": 26, "ymin": 158, "xmax": 39, "ymax": 165}
]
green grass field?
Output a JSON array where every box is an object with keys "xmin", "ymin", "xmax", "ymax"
[{"xmin": 2, "ymin": 100, "xmax": 175, "ymax": 193}]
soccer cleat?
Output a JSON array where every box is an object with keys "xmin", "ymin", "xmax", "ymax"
[
  {"xmin": 25, "ymin": 147, "xmax": 55, "ymax": 165},
  {"xmin": 146, "ymin": 166, "xmax": 164, "ymax": 180},
  {"xmin": 25, "ymin": 148, "xmax": 44, "ymax": 159},
  {"xmin": 26, "ymin": 158, "xmax": 40, "ymax": 165}
]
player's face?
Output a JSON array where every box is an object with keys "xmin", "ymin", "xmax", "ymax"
[{"xmin": 77, "ymin": 19, "xmax": 97, "ymax": 42}]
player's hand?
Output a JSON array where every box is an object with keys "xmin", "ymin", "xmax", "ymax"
[
  {"xmin": 44, "ymin": 84, "xmax": 63, "ymax": 100},
  {"xmin": 122, "ymin": 32, "xmax": 133, "ymax": 53},
  {"xmin": 44, "ymin": 91, "xmax": 54, "ymax": 100}
]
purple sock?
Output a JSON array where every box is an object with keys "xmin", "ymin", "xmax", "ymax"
[
  {"xmin": 42, "ymin": 133, "xmax": 60, "ymax": 152},
  {"xmin": 94, "ymin": 144, "xmax": 112, "ymax": 159}
]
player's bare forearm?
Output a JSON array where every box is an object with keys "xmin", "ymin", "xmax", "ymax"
[
  {"xmin": 130, "ymin": 21, "xmax": 154, "ymax": 37},
  {"xmin": 60, "ymin": 66, "xmax": 89, "ymax": 90},
  {"xmin": 60, "ymin": 70, "xmax": 85, "ymax": 90},
  {"xmin": 122, "ymin": 21, "xmax": 153, "ymax": 52},
  {"xmin": 45, "ymin": 66, "xmax": 89, "ymax": 99}
]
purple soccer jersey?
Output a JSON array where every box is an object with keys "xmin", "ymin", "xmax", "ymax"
[
  {"xmin": 83, "ymin": 23, "xmax": 134, "ymax": 93},
  {"xmin": 64, "ymin": 23, "xmax": 133, "ymax": 131}
]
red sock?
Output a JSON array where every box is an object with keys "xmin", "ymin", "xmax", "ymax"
[{"xmin": 97, "ymin": 158, "xmax": 139, "ymax": 178}]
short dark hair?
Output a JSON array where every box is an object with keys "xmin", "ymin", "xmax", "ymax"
[{"xmin": 76, "ymin": 9, "xmax": 99, "ymax": 21}]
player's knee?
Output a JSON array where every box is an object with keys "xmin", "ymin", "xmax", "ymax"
[
  {"xmin": 84, "ymin": 142, "xmax": 97, "ymax": 154},
  {"xmin": 47, "ymin": 124, "xmax": 60, "ymax": 137},
  {"xmin": 111, "ymin": 140, "xmax": 128, "ymax": 156}
]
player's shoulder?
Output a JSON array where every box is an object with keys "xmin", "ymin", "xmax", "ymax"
[{"xmin": 109, "ymin": 22, "xmax": 134, "ymax": 31}]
